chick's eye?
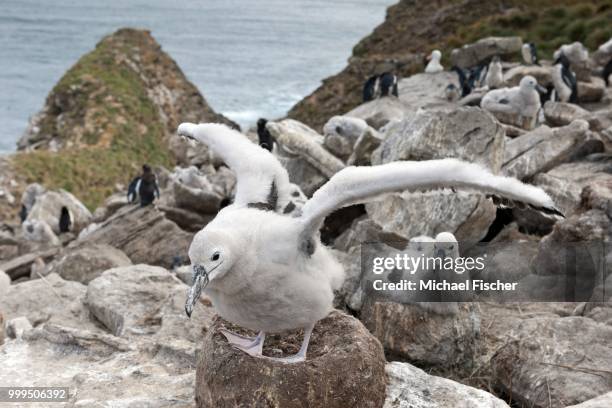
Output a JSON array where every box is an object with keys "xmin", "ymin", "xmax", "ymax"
[{"xmin": 211, "ymin": 252, "xmax": 220, "ymax": 261}]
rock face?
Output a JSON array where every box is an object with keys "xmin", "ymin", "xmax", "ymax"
[
  {"xmin": 362, "ymin": 301, "xmax": 479, "ymax": 368},
  {"xmin": 26, "ymin": 190, "xmax": 92, "ymax": 234},
  {"xmin": 195, "ymin": 311, "xmax": 386, "ymax": 408},
  {"xmin": 502, "ymin": 120, "xmax": 589, "ymax": 179},
  {"xmin": 451, "ymin": 36, "xmax": 523, "ymax": 68},
  {"xmin": 385, "ymin": 362, "xmax": 510, "ymax": 408},
  {"xmin": 491, "ymin": 316, "xmax": 612, "ymax": 408},
  {"xmin": 49, "ymin": 244, "xmax": 132, "ymax": 284},
  {"xmin": 367, "ymin": 108, "xmax": 503, "ymax": 244},
  {"xmin": 80, "ymin": 205, "xmax": 193, "ymax": 269},
  {"xmin": 566, "ymin": 391, "xmax": 612, "ymax": 408},
  {"xmin": 86, "ymin": 264, "xmax": 183, "ymax": 336}
]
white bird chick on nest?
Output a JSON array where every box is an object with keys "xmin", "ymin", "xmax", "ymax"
[
  {"xmin": 425, "ymin": 50, "xmax": 444, "ymax": 73},
  {"xmin": 481, "ymin": 75, "xmax": 546, "ymax": 122},
  {"xmin": 177, "ymin": 122, "xmax": 562, "ymax": 364}
]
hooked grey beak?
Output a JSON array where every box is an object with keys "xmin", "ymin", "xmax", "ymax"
[
  {"xmin": 536, "ymin": 84, "xmax": 547, "ymax": 94},
  {"xmin": 435, "ymin": 248, "xmax": 446, "ymax": 259},
  {"xmin": 185, "ymin": 264, "xmax": 209, "ymax": 318}
]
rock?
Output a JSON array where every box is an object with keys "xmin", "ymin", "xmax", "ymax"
[
  {"xmin": 502, "ymin": 120, "xmax": 588, "ymax": 179},
  {"xmin": 0, "ymin": 269, "xmax": 10, "ymax": 297},
  {"xmin": 367, "ymin": 108, "xmax": 503, "ymax": 245},
  {"xmin": 196, "ymin": 311, "xmax": 386, "ymax": 408},
  {"xmin": 322, "ymin": 115, "xmax": 369, "ymax": 149},
  {"xmin": 532, "ymin": 154, "xmax": 612, "ymax": 215},
  {"xmin": 384, "ymin": 361, "xmax": 510, "ymax": 408},
  {"xmin": 492, "ymin": 316, "xmax": 612, "ymax": 408},
  {"xmin": 347, "ymin": 125, "xmax": 383, "ymax": 166},
  {"xmin": 5, "ymin": 316, "xmax": 32, "ymax": 339},
  {"xmin": 267, "ymin": 119, "xmax": 345, "ymax": 178},
  {"xmin": 26, "ymin": 190, "xmax": 92, "ymax": 234},
  {"xmin": 0, "ymin": 323, "xmax": 194, "ymax": 406},
  {"xmin": 21, "ymin": 219, "xmax": 61, "ymax": 247},
  {"xmin": 158, "ymin": 205, "xmax": 213, "ymax": 232},
  {"xmin": 323, "ymin": 133, "xmax": 352, "ymax": 160},
  {"xmin": 397, "ymin": 72, "xmax": 459, "ymax": 112},
  {"xmin": 267, "ymin": 119, "xmax": 344, "ymax": 195},
  {"xmin": 80, "ymin": 205, "xmax": 193, "ymax": 269},
  {"xmin": 0, "ymin": 312, "xmax": 4, "ymax": 345},
  {"xmin": 0, "ymin": 273, "xmax": 97, "ymax": 330},
  {"xmin": 345, "ymin": 97, "xmax": 412, "ymax": 130},
  {"xmin": 20, "ymin": 183, "xmax": 46, "ymax": 214},
  {"xmin": 362, "ymin": 301, "xmax": 479, "ymax": 368},
  {"xmin": 171, "ymin": 179, "xmax": 223, "ymax": 214},
  {"xmin": 85, "ymin": 264, "xmax": 184, "ymax": 337},
  {"xmin": 566, "ymin": 392, "xmax": 612, "ymax": 408},
  {"xmin": 503, "ymin": 65, "xmax": 553, "ymax": 87},
  {"xmin": 48, "ymin": 244, "xmax": 132, "ymax": 284},
  {"xmin": 0, "ymin": 247, "xmax": 60, "ymax": 280},
  {"xmin": 544, "ymin": 102, "xmax": 606, "ymax": 131},
  {"xmin": 578, "ymin": 80, "xmax": 606, "ymax": 103},
  {"xmin": 92, "ymin": 193, "xmax": 128, "ymax": 222},
  {"xmin": 451, "ymin": 36, "xmax": 523, "ymax": 69}
]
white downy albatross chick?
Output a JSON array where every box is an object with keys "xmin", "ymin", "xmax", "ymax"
[
  {"xmin": 481, "ymin": 75, "xmax": 545, "ymax": 122},
  {"xmin": 425, "ymin": 50, "xmax": 444, "ymax": 73},
  {"xmin": 178, "ymin": 122, "xmax": 562, "ymax": 364},
  {"xmin": 484, "ymin": 56, "xmax": 504, "ymax": 89}
]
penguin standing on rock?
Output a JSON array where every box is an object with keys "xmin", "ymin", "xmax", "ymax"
[
  {"xmin": 362, "ymin": 72, "xmax": 399, "ymax": 102},
  {"xmin": 256, "ymin": 118, "xmax": 275, "ymax": 152},
  {"xmin": 58, "ymin": 206, "xmax": 72, "ymax": 233},
  {"xmin": 552, "ymin": 54, "xmax": 578, "ymax": 103},
  {"xmin": 128, "ymin": 164, "xmax": 160, "ymax": 207},
  {"xmin": 522, "ymin": 43, "xmax": 539, "ymax": 66}
]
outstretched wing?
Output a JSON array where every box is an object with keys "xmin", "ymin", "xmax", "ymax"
[
  {"xmin": 298, "ymin": 158, "xmax": 562, "ymax": 253},
  {"xmin": 177, "ymin": 123, "xmax": 292, "ymax": 211}
]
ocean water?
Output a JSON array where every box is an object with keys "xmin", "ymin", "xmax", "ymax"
[{"xmin": 0, "ymin": 0, "xmax": 396, "ymax": 153}]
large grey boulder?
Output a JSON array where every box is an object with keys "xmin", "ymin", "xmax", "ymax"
[
  {"xmin": 451, "ymin": 36, "xmax": 523, "ymax": 68},
  {"xmin": 86, "ymin": 264, "xmax": 184, "ymax": 337},
  {"xmin": 385, "ymin": 361, "xmax": 510, "ymax": 408},
  {"xmin": 27, "ymin": 189, "xmax": 92, "ymax": 234},
  {"xmin": 267, "ymin": 119, "xmax": 345, "ymax": 196},
  {"xmin": 544, "ymin": 102, "xmax": 609, "ymax": 131},
  {"xmin": 367, "ymin": 108, "xmax": 504, "ymax": 245},
  {"xmin": 48, "ymin": 244, "xmax": 132, "ymax": 284},
  {"xmin": 345, "ymin": 97, "xmax": 413, "ymax": 130},
  {"xmin": 532, "ymin": 154, "xmax": 612, "ymax": 216},
  {"xmin": 491, "ymin": 316, "xmax": 612, "ymax": 408},
  {"xmin": 195, "ymin": 310, "xmax": 386, "ymax": 408},
  {"xmin": 362, "ymin": 301, "xmax": 480, "ymax": 368},
  {"xmin": 0, "ymin": 272, "xmax": 97, "ymax": 331},
  {"xmin": 80, "ymin": 205, "xmax": 193, "ymax": 269},
  {"xmin": 566, "ymin": 392, "xmax": 612, "ymax": 408},
  {"xmin": 0, "ymin": 323, "xmax": 195, "ymax": 407},
  {"xmin": 502, "ymin": 120, "xmax": 589, "ymax": 179},
  {"xmin": 397, "ymin": 72, "xmax": 458, "ymax": 113},
  {"xmin": 504, "ymin": 65, "xmax": 553, "ymax": 87},
  {"xmin": 0, "ymin": 269, "xmax": 11, "ymax": 297}
]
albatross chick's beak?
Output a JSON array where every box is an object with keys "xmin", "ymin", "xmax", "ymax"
[{"xmin": 185, "ymin": 264, "xmax": 209, "ymax": 318}]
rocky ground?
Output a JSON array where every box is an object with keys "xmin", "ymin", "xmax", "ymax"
[{"xmin": 1, "ymin": 8, "xmax": 612, "ymax": 408}]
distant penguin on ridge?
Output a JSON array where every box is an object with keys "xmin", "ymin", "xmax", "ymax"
[
  {"xmin": 257, "ymin": 118, "xmax": 275, "ymax": 152},
  {"xmin": 522, "ymin": 43, "xmax": 539, "ymax": 65},
  {"xmin": 425, "ymin": 50, "xmax": 443, "ymax": 73},
  {"xmin": 58, "ymin": 206, "xmax": 72, "ymax": 233},
  {"xmin": 552, "ymin": 53, "xmax": 578, "ymax": 103},
  {"xmin": 128, "ymin": 164, "xmax": 160, "ymax": 207},
  {"xmin": 362, "ymin": 72, "xmax": 399, "ymax": 102},
  {"xmin": 444, "ymin": 84, "xmax": 461, "ymax": 102}
]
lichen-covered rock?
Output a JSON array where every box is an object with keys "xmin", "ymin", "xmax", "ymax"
[
  {"xmin": 502, "ymin": 119, "xmax": 589, "ymax": 179},
  {"xmin": 195, "ymin": 310, "xmax": 386, "ymax": 408},
  {"xmin": 26, "ymin": 190, "xmax": 92, "ymax": 234},
  {"xmin": 491, "ymin": 316, "xmax": 612, "ymax": 408},
  {"xmin": 86, "ymin": 264, "xmax": 182, "ymax": 336},
  {"xmin": 384, "ymin": 362, "xmax": 510, "ymax": 408},
  {"xmin": 49, "ymin": 243, "xmax": 132, "ymax": 284},
  {"xmin": 79, "ymin": 205, "xmax": 193, "ymax": 269},
  {"xmin": 362, "ymin": 301, "xmax": 479, "ymax": 368},
  {"xmin": 451, "ymin": 36, "xmax": 522, "ymax": 68},
  {"xmin": 367, "ymin": 108, "xmax": 503, "ymax": 245}
]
